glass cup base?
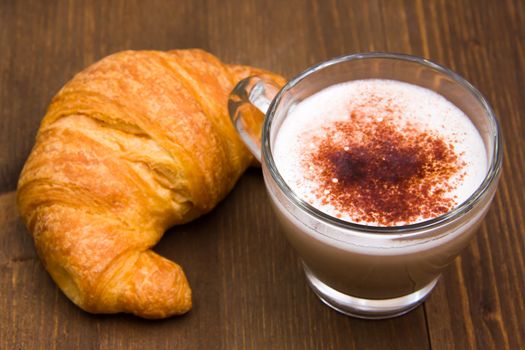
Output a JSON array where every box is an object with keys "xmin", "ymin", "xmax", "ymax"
[{"xmin": 303, "ymin": 265, "xmax": 439, "ymax": 320}]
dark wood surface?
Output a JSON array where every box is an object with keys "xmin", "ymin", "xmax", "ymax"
[{"xmin": 1, "ymin": 0, "xmax": 524, "ymax": 348}]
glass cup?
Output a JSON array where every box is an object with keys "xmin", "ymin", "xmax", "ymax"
[{"xmin": 228, "ymin": 53, "xmax": 502, "ymax": 319}]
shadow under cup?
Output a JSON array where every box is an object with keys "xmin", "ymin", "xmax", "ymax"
[{"xmin": 230, "ymin": 53, "xmax": 503, "ymax": 319}]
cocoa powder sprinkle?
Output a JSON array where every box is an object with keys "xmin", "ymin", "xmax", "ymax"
[{"xmin": 301, "ymin": 100, "xmax": 465, "ymax": 226}]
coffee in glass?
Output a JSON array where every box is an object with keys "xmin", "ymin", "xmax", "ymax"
[{"xmin": 228, "ymin": 53, "xmax": 502, "ymax": 319}]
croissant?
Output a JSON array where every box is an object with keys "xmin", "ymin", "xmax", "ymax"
[{"xmin": 17, "ymin": 49, "xmax": 285, "ymax": 318}]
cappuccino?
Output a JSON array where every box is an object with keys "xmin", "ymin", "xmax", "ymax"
[
  {"xmin": 229, "ymin": 54, "xmax": 501, "ymax": 317},
  {"xmin": 274, "ymin": 79, "xmax": 487, "ymax": 226}
]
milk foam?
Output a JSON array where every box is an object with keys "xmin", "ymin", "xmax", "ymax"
[{"xmin": 273, "ymin": 79, "xmax": 488, "ymax": 226}]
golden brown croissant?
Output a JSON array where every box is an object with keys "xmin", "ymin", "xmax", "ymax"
[{"xmin": 17, "ymin": 49, "xmax": 285, "ymax": 318}]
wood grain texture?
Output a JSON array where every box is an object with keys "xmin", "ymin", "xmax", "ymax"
[{"xmin": 1, "ymin": 0, "xmax": 523, "ymax": 348}]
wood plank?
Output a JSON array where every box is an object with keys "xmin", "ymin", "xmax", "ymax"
[{"xmin": 419, "ymin": 0, "xmax": 525, "ymax": 349}]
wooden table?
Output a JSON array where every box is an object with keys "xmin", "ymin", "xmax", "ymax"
[{"xmin": 1, "ymin": 0, "xmax": 524, "ymax": 348}]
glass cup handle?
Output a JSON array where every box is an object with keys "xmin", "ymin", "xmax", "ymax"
[{"xmin": 228, "ymin": 76, "xmax": 281, "ymax": 162}]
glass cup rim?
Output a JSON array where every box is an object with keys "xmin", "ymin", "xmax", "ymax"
[{"xmin": 261, "ymin": 52, "xmax": 503, "ymax": 235}]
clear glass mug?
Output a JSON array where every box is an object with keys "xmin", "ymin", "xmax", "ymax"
[{"xmin": 228, "ymin": 53, "xmax": 502, "ymax": 319}]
